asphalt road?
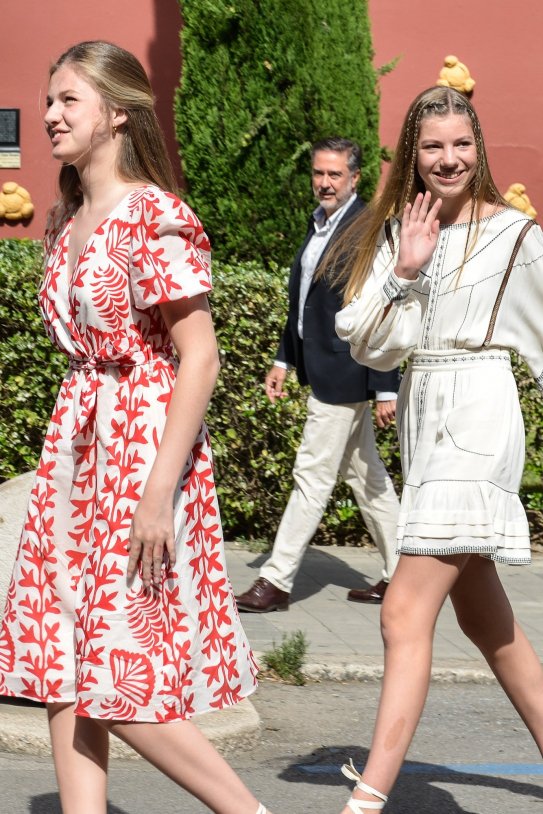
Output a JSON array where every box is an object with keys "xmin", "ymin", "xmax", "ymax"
[{"xmin": 1, "ymin": 679, "xmax": 542, "ymax": 813}]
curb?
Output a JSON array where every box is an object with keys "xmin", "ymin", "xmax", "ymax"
[
  {"xmin": 0, "ymin": 697, "xmax": 261, "ymax": 759},
  {"xmin": 301, "ymin": 662, "xmax": 495, "ymax": 684}
]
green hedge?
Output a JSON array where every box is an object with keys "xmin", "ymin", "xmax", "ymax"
[
  {"xmin": 0, "ymin": 240, "xmax": 67, "ymax": 478},
  {"xmin": 176, "ymin": 0, "xmax": 380, "ymax": 267},
  {"xmin": 1, "ymin": 239, "xmax": 543, "ymax": 545}
]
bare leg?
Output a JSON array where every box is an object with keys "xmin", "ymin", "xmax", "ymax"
[
  {"xmin": 47, "ymin": 702, "xmax": 108, "ymax": 814},
  {"xmin": 340, "ymin": 553, "xmax": 469, "ymax": 813},
  {"xmin": 107, "ymin": 717, "xmax": 272, "ymax": 814},
  {"xmin": 450, "ymin": 555, "xmax": 543, "ymax": 754}
]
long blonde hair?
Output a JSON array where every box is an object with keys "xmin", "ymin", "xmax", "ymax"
[
  {"xmin": 325, "ymin": 87, "xmax": 507, "ymax": 303},
  {"xmin": 47, "ymin": 41, "xmax": 178, "ymax": 237}
]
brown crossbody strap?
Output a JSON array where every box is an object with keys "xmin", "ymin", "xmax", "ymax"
[
  {"xmin": 384, "ymin": 219, "xmax": 395, "ymax": 255},
  {"xmin": 483, "ymin": 219, "xmax": 536, "ymax": 346}
]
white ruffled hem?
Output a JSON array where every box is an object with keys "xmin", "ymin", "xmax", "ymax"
[
  {"xmin": 398, "ymin": 541, "xmax": 530, "ymax": 565},
  {"xmin": 397, "ymin": 480, "xmax": 531, "ymax": 565}
]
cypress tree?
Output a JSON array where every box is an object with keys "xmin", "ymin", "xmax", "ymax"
[{"xmin": 175, "ymin": 0, "xmax": 380, "ymax": 266}]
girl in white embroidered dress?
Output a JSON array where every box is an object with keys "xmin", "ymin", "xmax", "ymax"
[
  {"xmin": 332, "ymin": 87, "xmax": 543, "ymax": 813},
  {"xmin": 0, "ymin": 40, "xmax": 271, "ymax": 814}
]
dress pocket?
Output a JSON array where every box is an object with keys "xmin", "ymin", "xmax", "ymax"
[{"xmin": 444, "ymin": 369, "xmax": 508, "ymax": 458}]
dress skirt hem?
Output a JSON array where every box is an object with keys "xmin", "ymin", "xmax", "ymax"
[
  {"xmin": 397, "ymin": 543, "xmax": 531, "ymax": 565},
  {"xmin": 0, "ymin": 682, "xmax": 258, "ymax": 724}
]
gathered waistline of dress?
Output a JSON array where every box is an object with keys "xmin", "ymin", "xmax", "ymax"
[
  {"xmin": 68, "ymin": 347, "xmax": 176, "ymax": 440},
  {"xmin": 69, "ymin": 347, "xmax": 176, "ymax": 373},
  {"xmin": 409, "ymin": 348, "xmax": 511, "ymax": 372}
]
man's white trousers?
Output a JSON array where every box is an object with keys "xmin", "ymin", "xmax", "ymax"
[{"xmin": 260, "ymin": 393, "xmax": 400, "ymax": 593}]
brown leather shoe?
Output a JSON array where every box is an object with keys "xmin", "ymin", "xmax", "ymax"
[
  {"xmin": 347, "ymin": 579, "xmax": 388, "ymax": 604},
  {"xmin": 235, "ymin": 578, "xmax": 290, "ymax": 613}
]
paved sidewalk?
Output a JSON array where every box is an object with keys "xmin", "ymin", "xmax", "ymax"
[{"xmin": 228, "ymin": 542, "xmax": 543, "ymax": 681}]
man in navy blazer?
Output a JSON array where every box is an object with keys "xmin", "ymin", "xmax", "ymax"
[{"xmin": 236, "ymin": 138, "xmax": 400, "ymax": 612}]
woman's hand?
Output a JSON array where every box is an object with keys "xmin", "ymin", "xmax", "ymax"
[
  {"xmin": 395, "ymin": 192, "xmax": 442, "ymax": 280},
  {"xmin": 127, "ymin": 491, "xmax": 176, "ymax": 589}
]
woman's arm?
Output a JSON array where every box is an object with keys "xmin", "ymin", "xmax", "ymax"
[
  {"xmin": 127, "ymin": 293, "xmax": 220, "ymax": 588},
  {"xmin": 336, "ymin": 193, "xmax": 441, "ymax": 370}
]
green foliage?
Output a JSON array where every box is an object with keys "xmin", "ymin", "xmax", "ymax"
[
  {"xmin": 514, "ymin": 353, "xmax": 543, "ymax": 510},
  {"xmin": 376, "ymin": 55, "xmax": 402, "ymax": 77},
  {"xmin": 380, "ymin": 146, "xmax": 395, "ymax": 164},
  {"xmin": 176, "ymin": 0, "xmax": 380, "ymax": 266},
  {"xmin": 262, "ymin": 630, "xmax": 308, "ymax": 685},
  {"xmin": 0, "ymin": 240, "xmax": 66, "ymax": 480}
]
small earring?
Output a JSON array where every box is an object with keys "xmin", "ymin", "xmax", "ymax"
[{"xmin": 112, "ymin": 124, "xmax": 117, "ymax": 137}]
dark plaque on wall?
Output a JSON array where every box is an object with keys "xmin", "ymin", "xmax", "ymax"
[
  {"xmin": 0, "ymin": 109, "xmax": 20, "ymax": 150},
  {"xmin": 0, "ymin": 109, "xmax": 21, "ymax": 168}
]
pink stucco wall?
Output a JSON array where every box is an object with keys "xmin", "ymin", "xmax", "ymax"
[
  {"xmin": 369, "ymin": 0, "xmax": 543, "ymax": 213},
  {"xmin": 0, "ymin": 0, "xmax": 181, "ymax": 238}
]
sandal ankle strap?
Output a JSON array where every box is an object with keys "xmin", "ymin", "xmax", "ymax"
[
  {"xmin": 347, "ymin": 799, "xmax": 385, "ymax": 813},
  {"xmin": 341, "ymin": 759, "xmax": 388, "ymax": 811}
]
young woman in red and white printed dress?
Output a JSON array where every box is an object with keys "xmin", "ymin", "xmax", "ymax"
[{"xmin": 0, "ymin": 40, "xmax": 272, "ymax": 814}]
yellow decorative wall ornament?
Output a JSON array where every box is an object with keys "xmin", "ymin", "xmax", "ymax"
[
  {"xmin": 436, "ymin": 55, "xmax": 475, "ymax": 95},
  {"xmin": 504, "ymin": 183, "xmax": 537, "ymax": 219},
  {"xmin": 0, "ymin": 182, "xmax": 34, "ymax": 221}
]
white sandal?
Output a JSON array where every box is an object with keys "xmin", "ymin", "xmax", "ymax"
[
  {"xmin": 341, "ymin": 760, "xmax": 388, "ymax": 812},
  {"xmin": 256, "ymin": 805, "xmax": 267, "ymax": 814}
]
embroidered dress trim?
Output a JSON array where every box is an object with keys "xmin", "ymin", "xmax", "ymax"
[
  {"xmin": 438, "ymin": 209, "xmax": 513, "ymax": 230},
  {"xmin": 422, "ymin": 229, "xmax": 448, "ymax": 348},
  {"xmin": 397, "ymin": 543, "xmax": 530, "ymax": 565},
  {"xmin": 410, "ymin": 351, "xmax": 511, "ymax": 367},
  {"xmin": 382, "ymin": 271, "xmax": 416, "ymax": 303}
]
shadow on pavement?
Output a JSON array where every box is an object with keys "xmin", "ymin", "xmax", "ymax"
[
  {"xmin": 279, "ymin": 745, "xmax": 543, "ymax": 813},
  {"xmin": 30, "ymin": 795, "xmax": 130, "ymax": 814},
  {"xmin": 245, "ymin": 547, "xmax": 379, "ymax": 604},
  {"xmin": 1, "ymin": 696, "xmax": 45, "ymax": 708}
]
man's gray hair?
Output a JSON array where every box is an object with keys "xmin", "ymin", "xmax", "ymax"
[{"xmin": 311, "ymin": 137, "xmax": 362, "ymax": 174}]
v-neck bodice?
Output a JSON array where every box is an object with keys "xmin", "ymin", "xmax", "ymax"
[
  {"xmin": 39, "ymin": 185, "xmax": 212, "ymax": 365},
  {"xmin": 64, "ymin": 188, "xmax": 144, "ymax": 282}
]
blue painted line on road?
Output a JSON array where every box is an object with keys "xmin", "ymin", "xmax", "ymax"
[
  {"xmin": 296, "ymin": 762, "xmax": 543, "ymax": 777},
  {"xmin": 403, "ymin": 763, "xmax": 543, "ymax": 776}
]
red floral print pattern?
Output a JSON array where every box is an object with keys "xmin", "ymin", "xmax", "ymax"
[{"xmin": 0, "ymin": 186, "xmax": 258, "ymax": 721}]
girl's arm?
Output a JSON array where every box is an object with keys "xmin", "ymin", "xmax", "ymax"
[
  {"xmin": 127, "ymin": 293, "xmax": 219, "ymax": 588},
  {"xmin": 336, "ymin": 193, "xmax": 441, "ymax": 370}
]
